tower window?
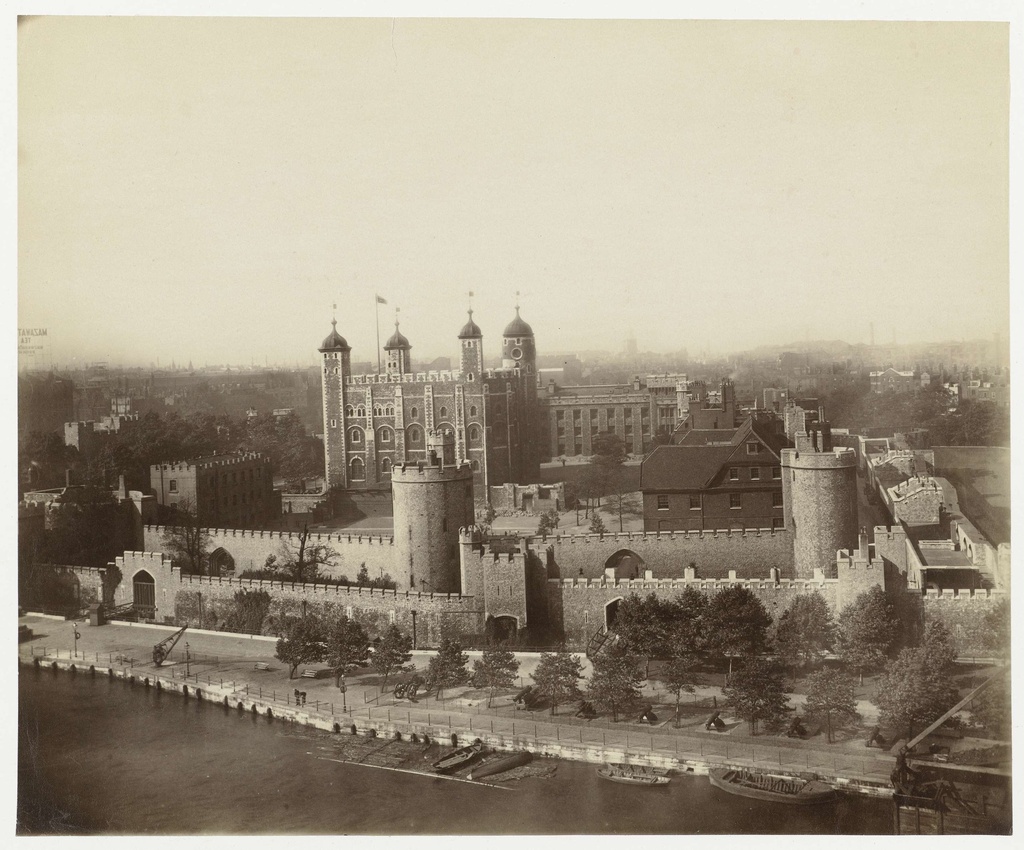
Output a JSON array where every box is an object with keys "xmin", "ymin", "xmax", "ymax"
[
  {"xmin": 408, "ymin": 426, "xmax": 422, "ymax": 445},
  {"xmin": 378, "ymin": 427, "xmax": 392, "ymax": 444},
  {"xmin": 330, "ymin": 418, "xmax": 337, "ymax": 428},
  {"xmin": 411, "ymin": 406, "xmax": 418, "ymax": 419},
  {"xmin": 356, "ymin": 406, "xmax": 365, "ymax": 417},
  {"xmin": 168, "ymin": 480, "xmax": 177, "ymax": 493},
  {"xmin": 349, "ymin": 428, "xmax": 363, "ymax": 444},
  {"xmin": 350, "ymin": 458, "xmax": 365, "ymax": 480},
  {"xmin": 467, "ymin": 373, "xmax": 474, "ymax": 381},
  {"xmin": 469, "ymin": 426, "xmax": 480, "ymax": 442},
  {"xmin": 470, "ymin": 405, "xmax": 477, "ymax": 417},
  {"xmin": 440, "ymin": 406, "xmax": 448, "ymax": 419},
  {"xmin": 345, "ymin": 405, "xmax": 354, "ymax": 417},
  {"xmin": 471, "ymin": 459, "xmax": 480, "ymax": 470}
]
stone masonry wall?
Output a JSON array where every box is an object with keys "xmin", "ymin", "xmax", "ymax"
[
  {"xmin": 921, "ymin": 589, "xmax": 1007, "ymax": 657},
  {"xmin": 143, "ymin": 524, "xmax": 396, "ymax": 581},
  {"xmin": 526, "ymin": 527, "xmax": 795, "ymax": 581},
  {"xmin": 548, "ymin": 574, "xmax": 837, "ymax": 649}
]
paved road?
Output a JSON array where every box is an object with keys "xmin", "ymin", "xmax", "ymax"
[{"xmin": 20, "ymin": 614, "xmax": 898, "ymax": 788}]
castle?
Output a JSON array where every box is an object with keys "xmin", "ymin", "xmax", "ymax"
[{"xmin": 319, "ymin": 306, "xmax": 540, "ymax": 492}]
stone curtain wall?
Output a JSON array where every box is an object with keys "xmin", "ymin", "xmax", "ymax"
[
  {"xmin": 143, "ymin": 524, "xmax": 396, "ymax": 580},
  {"xmin": 548, "ymin": 575, "xmax": 839, "ymax": 650},
  {"xmin": 527, "ymin": 527, "xmax": 795, "ymax": 581},
  {"xmin": 921, "ymin": 589, "xmax": 1007, "ymax": 657}
]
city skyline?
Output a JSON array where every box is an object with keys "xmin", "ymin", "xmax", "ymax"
[{"xmin": 18, "ymin": 16, "xmax": 1010, "ymax": 367}]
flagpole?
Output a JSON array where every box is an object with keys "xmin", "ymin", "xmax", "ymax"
[{"xmin": 375, "ymin": 295, "xmax": 382, "ymax": 374}]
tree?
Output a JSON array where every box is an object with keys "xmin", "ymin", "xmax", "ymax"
[
  {"xmin": 427, "ymin": 637, "xmax": 470, "ymax": 701},
  {"xmin": 611, "ymin": 594, "xmax": 672, "ymax": 676},
  {"xmin": 588, "ymin": 512, "xmax": 607, "ymax": 536},
  {"xmin": 224, "ymin": 588, "xmax": 272, "ymax": 634},
  {"xmin": 278, "ymin": 523, "xmax": 339, "ymax": 583},
  {"xmin": 875, "ymin": 623, "xmax": 959, "ymax": 740},
  {"xmin": 837, "ymin": 586, "xmax": 901, "ymax": 684},
  {"xmin": 325, "ymin": 615, "xmax": 371, "ymax": 692},
  {"xmin": 804, "ymin": 668, "xmax": 859, "ymax": 743},
  {"xmin": 591, "ymin": 431, "xmax": 627, "ymax": 466},
  {"xmin": 983, "ymin": 598, "xmax": 1010, "ymax": 662},
  {"xmin": 666, "ymin": 587, "xmax": 710, "ymax": 655},
  {"xmin": 275, "ymin": 615, "xmax": 327, "ymax": 679},
  {"xmin": 473, "ymin": 646, "xmax": 520, "ymax": 707},
  {"xmin": 370, "ymin": 625, "xmax": 414, "ymax": 691},
  {"xmin": 658, "ymin": 651, "xmax": 704, "ymax": 727},
  {"xmin": 774, "ymin": 592, "xmax": 835, "ymax": 669},
  {"xmin": 722, "ymin": 658, "xmax": 790, "ymax": 735},
  {"xmin": 705, "ymin": 586, "xmax": 773, "ymax": 676},
  {"xmin": 606, "ymin": 491, "xmax": 643, "ymax": 532},
  {"xmin": 161, "ymin": 498, "xmax": 212, "ymax": 576},
  {"xmin": 587, "ymin": 648, "xmax": 645, "ymax": 722},
  {"xmin": 531, "ymin": 649, "xmax": 584, "ymax": 716},
  {"xmin": 536, "ymin": 509, "xmax": 560, "ymax": 537}
]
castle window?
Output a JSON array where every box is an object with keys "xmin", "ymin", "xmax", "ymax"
[
  {"xmin": 346, "ymin": 405, "xmax": 354, "ymax": 417},
  {"xmin": 439, "ymin": 406, "xmax": 448, "ymax": 418},
  {"xmin": 750, "ymin": 467, "xmax": 760, "ymax": 480},
  {"xmin": 772, "ymin": 491, "xmax": 784, "ymax": 508},
  {"xmin": 728, "ymin": 467, "xmax": 739, "ymax": 481},
  {"xmin": 467, "ymin": 373, "xmax": 474, "ymax": 381},
  {"xmin": 356, "ymin": 406, "xmax": 366, "ymax": 417},
  {"xmin": 469, "ymin": 426, "xmax": 480, "ymax": 442},
  {"xmin": 374, "ymin": 404, "xmax": 384, "ymax": 417},
  {"xmin": 385, "ymin": 405, "xmax": 394, "ymax": 416},
  {"xmin": 730, "ymin": 493, "xmax": 742, "ymax": 509},
  {"xmin": 381, "ymin": 457, "xmax": 392, "ymax": 476},
  {"xmin": 657, "ymin": 495, "xmax": 669, "ymax": 511},
  {"xmin": 471, "ymin": 459, "xmax": 480, "ymax": 471},
  {"xmin": 169, "ymin": 480, "xmax": 177, "ymax": 493},
  {"xmin": 470, "ymin": 405, "xmax": 477, "ymax": 417},
  {"xmin": 690, "ymin": 495, "xmax": 701, "ymax": 510},
  {"xmin": 349, "ymin": 427, "xmax": 363, "ymax": 445},
  {"xmin": 411, "ymin": 406, "xmax": 418, "ymax": 419},
  {"xmin": 408, "ymin": 426, "xmax": 422, "ymax": 445},
  {"xmin": 378, "ymin": 427, "xmax": 392, "ymax": 444},
  {"xmin": 350, "ymin": 458, "xmax": 365, "ymax": 480},
  {"xmin": 772, "ymin": 466, "xmax": 781, "ymax": 479},
  {"xmin": 330, "ymin": 418, "xmax": 337, "ymax": 428}
]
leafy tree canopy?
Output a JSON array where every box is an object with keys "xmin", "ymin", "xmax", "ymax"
[
  {"xmin": 803, "ymin": 667, "xmax": 859, "ymax": 743},
  {"xmin": 774, "ymin": 592, "xmax": 835, "ymax": 669},
  {"xmin": 587, "ymin": 648, "xmax": 645, "ymax": 722},
  {"xmin": 275, "ymin": 615, "xmax": 327, "ymax": 678},
  {"xmin": 532, "ymin": 650, "xmax": 584, "ymax": 716},
  {"xmin": 723, "ymin": 658, "xmax": 790, "ymax": 735}
]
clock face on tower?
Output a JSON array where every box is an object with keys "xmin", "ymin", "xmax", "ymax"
[{"xmin": 510, "ymin": 347, "xmax": 523, "ymax": 360}]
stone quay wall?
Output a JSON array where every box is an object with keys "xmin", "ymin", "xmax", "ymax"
[
  {"xmin": 524, "ymin": 527, "xmax": 795, "ymax": 581},
  {"xmin": 143, "ymin": 524, "xmax": 396, "ymax": 580}
]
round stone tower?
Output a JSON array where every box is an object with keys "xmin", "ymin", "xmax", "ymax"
[
  {"xmin": 391, "ymin": 430, "xmax": 475, "ymax": 594},
  {"xmin": 781, "ymin": 425, "xmax": 858, "ymax": 579}
]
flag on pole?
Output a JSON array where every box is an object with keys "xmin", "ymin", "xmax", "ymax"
[{"xmin": 376, "ymin": 294, "xmax": 387, "ymax": 305}]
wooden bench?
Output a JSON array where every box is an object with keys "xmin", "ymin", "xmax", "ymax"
[
  {"xmin": 300, "ymin": 669, "xmax": 319, "ymax": 678},
  {"xmin": 254, "ymin": 662, "xmax": 271, "ymax": 671}
]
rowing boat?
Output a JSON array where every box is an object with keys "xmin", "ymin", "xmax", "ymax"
[
  {"xmin": 597, "ymin": 766, "xmax": 671, "ymax": 786},
  {"xmin": 708, "ymin": 768, "xmax": 835, "ymax": 804},
  {"xmin": 468, "ymin": 751, "xmax": 532, "ymax": 780},
  {"xmin": 431, "ymin": 742, "xmax": 484, "ymax": 774}
]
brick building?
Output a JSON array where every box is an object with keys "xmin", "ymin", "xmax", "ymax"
[
  {"xmin": 150, "ymin": 452, "xmax": 278, "ymax": 528},
  {"xmin": 639, "ymin": 416, "xmax": 788, "ymax": 532},
  {"xmin": 870, "ymin": 367, "xmax": 916, "ymax": 393}
]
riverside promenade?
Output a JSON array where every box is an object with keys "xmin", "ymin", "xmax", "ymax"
[{"xmin": 18, "ymin": 614, "xmax": 897, "ymax": 796}]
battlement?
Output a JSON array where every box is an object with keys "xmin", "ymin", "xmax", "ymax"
[
  {"xmin": 142, "ymin": 524, "xmax": 394, "ymax": 547},
  {"xmin": 392, "ymin": 461, "xmax": 473, "ymax": 481},
  {"xmin": 344, "ymin": 370, "xmax": 463, "ymax": 386},
  {"xmin": 922, "ymin": 587, "xmax": 1008, "ymax": 601},
  {"xmin": 890, "ymin": 476, "xmax": 940, "ymax": 500},
  {"xmin": 781, "ymin": 446, "xmax": 857, "ymax": 469},
  {"xmin": 872, "ymin": 525, "xmax": 908, "ymax": 543},
  {"xmin": 549, "ymin": 574, "xmax": 835, "ymax": 591},
  {"xmin": 171, "ymin": 569, "xmax": 473, "ymax": 603},
  {"xmin": 522, "ymin": 526, "xmax": 787, "ymax": 547},
  {"xmin": 151, "ymin": 452, "xmax": 270, "ymax": 472},
  {"xmin": 116, "ymin": 551, "xmax": 172, "ymax": 568}
]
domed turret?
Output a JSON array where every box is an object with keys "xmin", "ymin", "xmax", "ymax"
[
  {"xmin": 458, "ymin": 309, "xmax": 482, "ymax": 340},
  {"xmin": 319, "ymin": 318, "xmax": 350, "ymax": 352},
  {"xmin": 503, "ymin": 306, "xmax": 534, "ymax": 338},
  {"xmin": 384, "ymin": 321, "xmax": 411, "ymax": 351}
]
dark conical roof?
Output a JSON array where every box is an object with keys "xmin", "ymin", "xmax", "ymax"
[
  {"xmin": 384, "ymin": 321, "xmax": 411, "ymax": 350},
  {"xmin": 458, "ymin": 309, "xmax": 482, "ymax": 339},
  {"xmin": 503, "ymin": 306, "xmax": 533, "ymax": 337},
  {"xmin": 319, "ymin": 319, "xmax": 350, "ymax": 352}
]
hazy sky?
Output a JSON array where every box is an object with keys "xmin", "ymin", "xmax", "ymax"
[{"xmin": 18, "ymin": 16, "xmax": 1010, "ymax": 367}]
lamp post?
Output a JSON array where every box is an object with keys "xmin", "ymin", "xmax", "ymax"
[
  {"xmin": 411, "ymin": 610, "xmax": 418, "ymax": 650},
  {"xmin": 185, "ymin": 642, "xmax": 191, "ymax": 678},
  {"xmin": 73, "ymin": 624, "xmax": 80, "ymax": 659}
]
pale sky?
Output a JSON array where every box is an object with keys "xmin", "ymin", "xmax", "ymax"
[{"xmin": 17, "ymin": 16, "xmax": 1010, "ymax": 367}]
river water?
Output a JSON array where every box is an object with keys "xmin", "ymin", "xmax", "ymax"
[{"xmin": 18, "ymin": 669, "xmax": 892, "ymax": 835}]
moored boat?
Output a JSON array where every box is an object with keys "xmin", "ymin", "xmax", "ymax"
[
  {"xmin": 468, "ymin": 751, "xmax": 532, "ymax": 780},
  {"xmin": 597, "ymin": 766, "xmax": 671, "ymax": 786},
  {"xmin": 708, "ymin": 768, "xmax": 836, "ymax": 804},
  {"xmin": 431, "ymin": 742, "xmax": 485, "ymax": 774}
]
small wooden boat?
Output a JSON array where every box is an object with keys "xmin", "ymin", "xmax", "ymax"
[
  {"xmin": 598, "ymin": 766, "xmax": 671, "ymax": 786},
  {"xmin": 708, "ymin": 768, "xmax": 835, "ymax": 804},
  {"xmin": 431, "ymin": 742, "xmax": 484, "ymax": 774},
  {"xmin": 468, "ymin": 751, "xmax": 532, "ymax": 780},
  {"xmin": 606, "ymin": 763, "xmax": 671, "ymax": 777}
]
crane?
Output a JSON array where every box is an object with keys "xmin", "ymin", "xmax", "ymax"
[{"xmin": 152, "ymin": 625, "xmax": 188, "ymax": 667}]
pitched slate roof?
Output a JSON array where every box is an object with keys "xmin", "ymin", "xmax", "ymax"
[{"xmin": 640, "ymin": 444, "xmax": 737, "ymax": 491}]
